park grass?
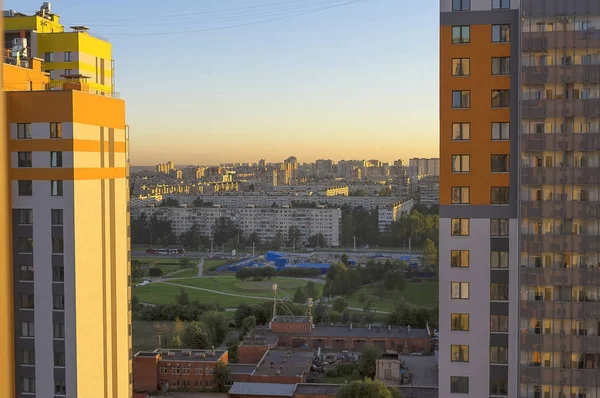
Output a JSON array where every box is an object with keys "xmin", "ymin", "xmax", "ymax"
[
  {"xmin": 345, "ymin": 280, "xmax": 439, "ymax": 311},
  {"xmin": 204, "ymin": 259, "xmax": 232, "ymax": 272},
  {"xmin": 168, "ymin": 276, "xmax": 322, "ymax": 299},
  {"xmin": 133, "ymin": 282, "xmax": 268, "ymax": 307},
  {"xmin": 166, "ymin": 268, "xmax": 199, "ymax": 278}
]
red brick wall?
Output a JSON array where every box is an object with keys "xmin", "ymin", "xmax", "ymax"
[
  {"xmin": 270, "ymin": 321, "xmax": 312, "ymax": 334},
  {"xmin": 295, "ymin": 394, "xmax": 337, "ymax": 398},
  {"xmin": 133, "ymin": 356, "xmax": 160, "ymax": 393},
  {"xmin": 238, "ymin": 345, "xmax": 269, "ymax": 364},
  {"xmin": 278, "ymin": 336, "xmax": 430, "ymax": 353},
  {"xmin": 157, "ymin": 361, "xmax": 217, "ymax": 391}
]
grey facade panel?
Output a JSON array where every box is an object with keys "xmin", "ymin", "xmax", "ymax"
[
  {"xmin": 490, "ymin": 333, "xmax": 509, "ymax": 347},
  {"xmin": 491, "ymin": 302, "xmax": 509, "ymax": 315},
  {"xmin": 440, "ymin": 205, "xmax": 515, "ymax": 219},
  {"xmin": 51, "ymin": 226, "xmax": 63, "ymax": 237},
  {"xmin": 491, "ymin": 270, "xmax": 510, "ymax": 284},
  {"xmin": 52, "ymin": 255, "xmax": 64, "ymax": 267},
  {"xmin": 489, "ymin": 365, "xmax": 509, "ymax": 381},
  {"xmin": 490, "ymin": 238, "xmax": 510, "ymax": 252},
  {"xmin": 441, "ymin": 10, "xmax": 517, "ymax": 26}
]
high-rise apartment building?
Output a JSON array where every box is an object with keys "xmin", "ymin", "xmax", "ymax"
[
  {"xmin": 409, "ymin": 158, "xmax": 440, "ymax": 177},
  {"xmin": 4, "ymin": 3, "xmax": 115, "ymax": 96},
  {"xmin": 439, "ymin": 1, "xmax": 600, "ymax": 397},
  {"xmin": 2, "ymin": 13, "xmax": 131, "ymax": 398}
]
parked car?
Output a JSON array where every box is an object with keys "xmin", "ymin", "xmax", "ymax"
[
  {"xmin": 146, "ymin": 248, "xmax": 158, "ymax": 254},
  {"xmin": 157, "ymin": 249, "xmax": 168, "ymax": 255}
]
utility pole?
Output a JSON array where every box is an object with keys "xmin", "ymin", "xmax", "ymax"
[
  {"xmin": 252, "ymin": 241, "xmax": 255, "ymax": 257},
  {"xmin": 353, "ymin": 236, "xmax": 356, "ymax": 251},
  {"xmin": 210, "ymin": 238, "xmax": 213, "ymax": 257},
  {"xmin": 293, "ymin": 239, "xmax": 296, "ymax": 254},
  {"xmin": 408, "ymin": 238, "xmax": 411, "ymax": 253}
]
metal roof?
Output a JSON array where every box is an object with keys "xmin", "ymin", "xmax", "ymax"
[{"xmin": 229, "ymin": 382, "xmax": 295, "ymax": 396}]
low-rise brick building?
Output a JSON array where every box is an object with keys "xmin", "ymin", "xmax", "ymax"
[{"xmin": 133, "ymin": 348, "xmax": 228, "ymax": 393}]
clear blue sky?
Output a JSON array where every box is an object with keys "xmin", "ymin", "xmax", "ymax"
[{"xmin": 9, "ymin": 0, "xmax": 440, "ymax": 166}]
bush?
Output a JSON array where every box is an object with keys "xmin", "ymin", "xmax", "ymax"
[
  {"xmin": 148, "ymin": 267, "xmax": 163, "ymax": 277},
  {"xmin": 277, "ymin": 268, "xmax": 321, "ymax": 278},
  {"xmin": 325, "ymin": 368, "xmax": 338, "ymax": 378},
  {"xmin": 336, "ymin": 363, "xmax": 358, "ymax": 376},
  {"xmin": 351, "ymin": 368, "xmax": 360, "ymax": 379}
]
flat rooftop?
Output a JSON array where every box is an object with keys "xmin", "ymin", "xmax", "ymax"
[
  {"xmin": 136, "ymin": 349, "xmax": 226, "ymax": 362},
  {"xmin": 399, "ymin": 355, "xmax": 438, "ymax": 387},
  {"xmin": 294, "ymin": 383, "xmax": 340, "ymax": 395},
  {"xmin": 228, "ymin": 363, "xmax": 257, "ymax": 374},
  {"xmin": 240, "ymin": 331, "xmax": 279, "ymax": 347},
  {"xmin": 229, "ymin": 382, "xmax": 295, "ymax": 397},
  {"xmin": 253, "ymin": 349, "xmax": 314, "ymax": 378},
  {"xmin": 272, "ymin": 315, "xmax": 311, "ymax": 323}
]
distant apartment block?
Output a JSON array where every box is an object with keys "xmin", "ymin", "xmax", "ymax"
[
  {"xmin": 132, "ymin": 206, "xmax": 342, "ymax": 246},
  {"xmin": 418, "ymin": 176, "xmax": 439, "ymax": 207},
  {"xmin": 155, "ymin": 161, "xmax": 175, "ymax": 174},
  {"xmin": 378, "ymin": 199, "xmax": 414, "ymax": 232},
  {"xmin": 409, "ymin": 158, "xmax": 440, "ymax": 177},
  {"xmin": 323, "ymin": 186, "xmax": 348, "ymax": 196}
]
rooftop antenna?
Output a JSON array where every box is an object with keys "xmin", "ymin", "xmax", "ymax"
[{"xmin": 272, "ymin": 283, "xmax": 278, "ymax": 319}]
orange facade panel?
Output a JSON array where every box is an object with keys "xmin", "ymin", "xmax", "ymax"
[
  {"xmin": 11, "ymin": 167, "xmax": 126, "ymax": 180},
  {"xmin": 7, "ymin": 90, "xmax": 125, "ymax": 130},
  {"xmin": 10, "ymin": 139, "xmax": 126, "ymax": 153},
  {"xmin": 440, "ymin": 24, "xmax": 512, "ymax": 206},
  {"xmin": 3, "ymin": 60, "xmax": 49, "ymax": 92}
]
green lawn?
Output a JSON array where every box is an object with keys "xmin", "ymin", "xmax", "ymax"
[
  {"xmin": 133, "ymin": 282, "xmax": 268, "ymax": 307},
  {"xmin": 203, "ymin": 259, "xmax": 232, "ymax": 272},
  {"xmin": 345, "ymin": 280, "xmax": 438, "ymax": 311},
  {"xmin": 132, "ymin": 276, "xmax": 323, "ymax": 308},
  {"xmin": 166, "ymin": 267, "xmax": 199, "ymax": 278},
  {"xmin": 169, "ymin": 276, "xmax": 322, "ymax": 299}
]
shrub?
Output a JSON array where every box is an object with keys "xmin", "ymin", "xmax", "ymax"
[{"xmin": 148, "ymin": 267, "xmax": 163, "ymax": 277}]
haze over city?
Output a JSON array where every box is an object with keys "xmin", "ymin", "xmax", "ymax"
[{"xmin": 8, "ymin": 0, "xmax": 440, "ymax": 165}]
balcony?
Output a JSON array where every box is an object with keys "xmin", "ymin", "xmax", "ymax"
[
  {"xmin": 523, "ymin": 65, "xmax": 600, "ymax": 85},
  {"xmin": 523, "ymin": 29, "xmax": 600, "ymax": 51}
]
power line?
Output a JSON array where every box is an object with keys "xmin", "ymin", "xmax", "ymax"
[
  {"xmin": 95, "ymin": 0, "xmax": 367, "ymax": 36},
  {"xmin": 68, "ymin": 0, "xmax": 319, "ymax": 23},
  {"xmin": 77, "ymin": 0, "xmax": 349, "ymax": 27}
]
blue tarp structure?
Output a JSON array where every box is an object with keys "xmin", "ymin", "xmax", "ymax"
[{"xmin": 266, "ymin": 251, "xmax": 285, "ymax": 262}]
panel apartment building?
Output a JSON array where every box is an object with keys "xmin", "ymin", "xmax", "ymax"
[
  {"xmin": 2, "ymin": 7, "xmax": 131, "ymax": 398},
  {"xmin": 439, "ymin": 1, "xmax": 600, "ymax": 397}
]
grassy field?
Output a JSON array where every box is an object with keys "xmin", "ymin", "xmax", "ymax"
[
  {"xmin": 203, "ymin": 259, "xmax": 232, "ymax": 272},
  {"xmin": 346, "ymin": 280, "xmax": 438, "ymax": 311},
  {"xmin": 166, "ymin": 268, "xmax": 199, "ymax": 278},
  {"xmin": 132, "ymin": 276, "xmax": 323, "ymax": 308}
]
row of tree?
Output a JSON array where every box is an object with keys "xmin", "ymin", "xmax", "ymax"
[{"xmin": 322, "ymin": 261, "xmax": 407, "ymax": 298}]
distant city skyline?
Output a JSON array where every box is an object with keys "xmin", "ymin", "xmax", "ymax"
[
  {"xmin": 9, "ymin": 0, "xmax": 439, "ymax": 166},
  {"xmin": 139, "ymin": 156, "xmax": 439, "ymax": 167}
]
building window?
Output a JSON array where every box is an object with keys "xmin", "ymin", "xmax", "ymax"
[
  {"xmin": 52, "ymin": 237, "xmax": 64, "ymax": 254},
  {"xmin": 21, "ymin": 349, "xmax": 35, "ymax": 365},
  {"xmin": 492, "ymin": 90, "xmax": 510, "ymax": 107},
  {"xmin": 53, "ymin": 266, "xmax": 65, "ymax": 282},
  {"xmin": 491, "ymin": 283, "xmax": 509, "ymax": 300},
  {"xmin": 451, "ymin": 282, "xmax": 470, "ymax": 299},
  {"xmin": 451, "ymin": 186, "xmax": 470, "ymax": 204},
  {"xmin": 52, "ymin": 209, "xmax": 63, "ymax": 225},
  {"xmin": 491, "ymin": 155, "xmax": 510, "ymax": 172},
  {"xmin": 452, "ymin": 0, "xmax": 470, "ymax": 11},
  {"xmin": 21, "ymin": 321, "xmax": 35, "ymax": 337},
  {"xmin": 490, "ymin": 314, "xmax": 508, "ymax": 332},
  {"xmin": 490, "ymin": 346, "xmax": 508, "ymax": 363},
  {"xmin": 490, "ymin": 380, "xmax": 508, "ymax": 396},
  {"xmin": 451, "ymin": 376, "xmax": 469, "ymax": 394},
  {"xmin": 452, "ymin": 90, "xmax": 470, "ymax": 108},
  {"xmin": 18, "ymin": 152, "xmax": 32, "ymax": 167},
  {"xmin": 64, "ymin": 51, "xmax": 73, "ymax": 62},
  {"xmin": 21, "ymin": 377, "xmax": 36, "ymax": 393},
  {"xmin": 51, "ymin": 151, "xmax": 63, "ymax": 167},
  {"xmin": 19, "ymin": 237, "xmax": 33, "ymax": 253},
  {"xmin": 451, "ymin": 250, "xmax": 469, "ymax": 268},
  {"xmin": 452, "ymin": 122, "xmax": 470, "ymax": 140},
  {"xmin": 20, "ymin": 293, "xmax": 34, "ymax": 309},
  {"xmin": 451, "ymin": 345, "xmax": 469, "ymax": 362},
  {"xmin": 50, "ymin": 122, "xmax": 63, "ymax": 139},
  {"xmin": 491, "ymin": 187, "xmax": 509, "ymax": 204},
  {"xmin": 44, "ymin": 52, "xmax": 54, "ymax": 62},
  {"xmin": 451, "ymin": 58, "xmax": 470, "ymax": 76},
  {"xmin": 20, "ymin": 265, "xmax": 34, "ymax": 281},
  {"xmin": 492, "ymin": 24, "xmax": 511, "ymax": 42},
  {"xmin": 17, "ymin": 123, "xmax": 32, "ymax": 139},
  {"xmin": 452, "ymin": 26, "xmax": 470, "ymax": 44},
  {"xmin": 64, "ymin": 69, "xmax": 72, "ymax": 75},
  {"xmin": 51, "ymin": 180, "xmax": 63, "ymax": 196},
  {"xmin": 53, "ymin": 322, "xmax": 65, "ymax": 338},
  {"xmin": 451, "ymin": 155, "xmax": 470, "ymax": 172},
  {"xmin": 18, "ymin": 209, "xmax": 33, "ymax": 225},
  {"xmin": 53, "ymin": 294, "xmax": 65, "ymax": 310},
  {"xmin": 451, "ymin": 313, "xmax": 469, "ymax": 331},
  {"xmin": 492, "ymin": 57, "xmax": 510, "ymax": 75},
  {"xmin": 491, "ymin": 251, "xmax": 509, "ymax": 268},
  {"xmin": 492, "ymin": 122, "xmax": 510, "ymax": 140},
  {"xmin": 451, "ymin": 218, "xmax": 469, "ymax": 236},
  {"xmin": 54, "ymin": 350, "xmax": 66, "ymax": 367},
  {"xmin": 18, "ymin": 180, "xmax": 33, "ymax": 196},
  {"xmin": 492, "ymin": 0, "xmax": 510, "ymax": 9},
  {"xmin": 491, "ymin": 219, "xmax": 509, "ymax": 236},
  {"xmin": 55, "ymin": 380, "xmax": 66, "ymax": 395}
]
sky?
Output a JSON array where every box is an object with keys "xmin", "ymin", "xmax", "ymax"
[{"xmin": 9, "ymin": 0, "xmax": 440, "ymax": 166}]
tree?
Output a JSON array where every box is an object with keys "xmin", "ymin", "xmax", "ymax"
[
  {"xmin": 248, "ymin": 232, "xmax": 260, "ymax": 246},
  {"xmin": 239, "ymin": 315, "xmax": 256, "ymax": 338},
  {"xmin": 213, "ymin": 216, "xmax": 241, "ymax": 246},
  {"xmin": 181, "ymin": 222, "xmax": 208, "ymax": 251},
  {"xmin": 154, "ymin": 322, "xmax": 173, "ymax": 347},
  {"xmin": 271, "ymin": 231, "xmax": 283, "ymax": 250},
  {"xmin": 308, "ymin": 233, "xmax": 326, "ymax": 248},
  {"xmin": 383, "ymin": 270, "xmax": 406, "ymax": 292},
  {"xmin": 332, "ymin": 297, "xmax": 348, "ymax": 313},
  {"xmin": 213, "ymin": 361, "xmax": 231, "ymax": 393},
  {"xmin": 148, "ymin": 267, "xmax": 163, "ymax": 277},
  {"xmin": 293, "ymin": 287, "xmax": 307, "ymax": 304},
  {"xmin": 337, "ymin": 378, "xmax": 399, "ymax": 398},
  {"xmin": 358, "ymin": 345, "xmax": 381, "ymax": 378},
  {"xmin": 340, "ymin": 253, "xmax": 349, "ymax": 265},
  {"xmin": 174, "ymin": 317, "xmax": 185, "ymax": 337},
  {"xmin": 183, "ymin": 322, "xmax": 211, "ymax": 349},
  {"xmin": 179, "ymin": 257, "xmax": 193, "ymax": 268},
  {"xmin": 193, "ymin": 198, "xmax": 213, "ymax": 207},
  {"xmin": 159, "ymin": 197, "xmax": 179, "ymax": 207},
  {"xmin": 341, "ymin": 309, "xmax": 350, "ymax": 324},
  {"xmin": 314, "ymin": 301, "xmax": 330, "ymax": 323},
  {"xmin": 364, "ymin": 298, "xmax": 374, "ymax": 313},
  {"xmin": 341, "ymin": 215, "xmax": 354, "ymax": 247},
  {"xmin": 357, "ymin": 287, "xmax": 368, "ymax": 304},
  {"xmin": 422, "ymin": 238, "xmax": 439, "ymax": 273},
  {"xmin": 171, "ymin": 335, "xmax": 182, "ymax": 348},
  {"xmin": 201, "ymin": 311, "xmax": 230, "ymax": 346},
  {"xmin": 234, "ymin": 303, "xmax": 252, "ymax": 327},
  {"xmin": 305, "ymin": 281, "xmax": 319, "ymax": 300},
  {"xmin": 177, "ymin": 288, "xmax": 190, "ymax": 306},
  {"xmin": 288, "ymin": 226, "xmax": 301, "ymax": 246},
  {"xmin": 131, "ymin": 260, "xmax": 144, "ymax": 281}
]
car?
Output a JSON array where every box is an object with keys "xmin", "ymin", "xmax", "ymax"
[
  {"xmin": 146, "ymin": 248, "xmax": 158, "ymax": 254},
  {"xmin": 157, "ymin": 249, "xmax": 168, "ymax": 255}
]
